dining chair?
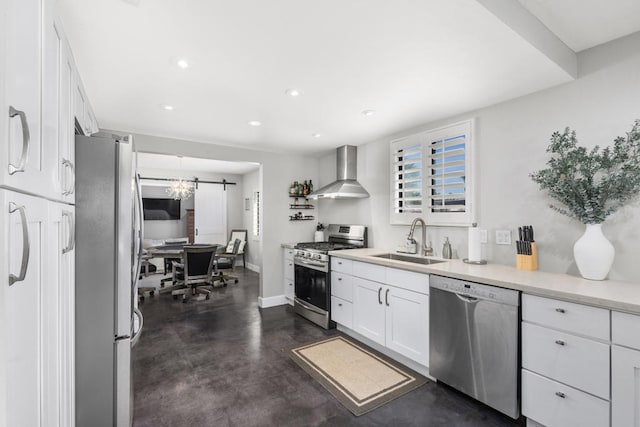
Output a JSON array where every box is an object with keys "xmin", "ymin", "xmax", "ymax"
[
  {"xmin": 216, "ymin": 239, "xmax": 241, "ymax": 285},
  {"xmin": 170, "ymin": 244, "xmax": 220, "ymax": 303}
]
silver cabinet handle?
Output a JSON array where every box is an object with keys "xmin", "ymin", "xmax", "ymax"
[
  {"xmin": 555, "ymin": 391, "xmax": 566, "ymax": 398},
  {"xmin": 61, "ymin": 158, "xmax": 75, "ymax": 195},
  {"xmin": 555, "ymin": 339, "xmax": 566, "ymax": 346},
  {"xmin": 555, "ymin": 308, "xmax": 566, "ymax": 313},
  {"xmin": 62, "ymin": 211, "xmax": 75, "ymax": 253},
  {"xmin": 9, "ymin": 202, "xmax": 30, "ymax": 286},
  {"xmin": 385, "ymin": 288, "xmax": 390, "ymax": 306},
  {"xmin": 8, "ymin": 106, "xmax": 30, "ymax": 175},
  {"xmin": 131, "ymin": 307, "xmax": 144, "ymax": 347},
  {"xmin": 378, "ymin": 287, "xmax": 382, "ymax": 305}
]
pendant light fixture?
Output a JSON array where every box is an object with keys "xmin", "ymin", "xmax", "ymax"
[{"xmin": 166, "ymin": 156, "xmax": 194, "ymax": 200}]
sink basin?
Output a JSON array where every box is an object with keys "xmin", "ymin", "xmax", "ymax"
[{"xmin": 372, "ymin": 253, "xmax": 446, "ymax": 265}]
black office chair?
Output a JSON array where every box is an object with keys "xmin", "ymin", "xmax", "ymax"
[
  {"xmin": 216, "ymin": 239, "xmax": 241, "ymax": 285},
  {"xmin": 171, "ymin": 245, "xmax": 219, "ymax": 303}
]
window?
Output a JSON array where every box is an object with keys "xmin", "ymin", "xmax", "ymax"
[
  {"xmin": 390, "ymin": 119, "xmax": 474, "ymax": 225},
  {"xmin": 252, "ymin": 191, "xmax": 260, "ymax": 238}
]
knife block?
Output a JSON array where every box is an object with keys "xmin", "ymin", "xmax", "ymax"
[{"xmin": 516, "ymin": 242, "xmax": 538, "ymax": 271}]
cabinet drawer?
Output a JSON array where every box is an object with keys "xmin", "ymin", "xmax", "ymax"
[
  {"xmin": 386, "ymin": 268, "xmax": 429, "ymax": 295},
  {"xmin": 284, "ymin": 248, "xmax": 295, "ymax": 260},
  {"xmin": 522, "ymin": 322, "xmax": 610, "ymax": 399},
  {"xmin": 353, "ymin": 261, "xmax": 386, "ymax": 283},
  {"xmin": 283, "ymin": 258, "xmax": 294, "ymax": 280},
  {"xmin": 612, "ymin": 311, "xmax": 640, "ymax": 350},
  {"xmin": 331, "ymin": 272, "xmax": 353, "ymax": 302},
  {"xmin": 331, "ymin": 257, "xmax": 352, "ymax": 275},
  {"xmin": 523, "ymin": 294, "xmax": 610, "ymax": 340},
  {"xmin": 331, "ymin": 296, "xmax": 353, "ymax": 329},
  {"xmin": 522, "ymin": 370, "xmax": 609, "ymax": 427}
]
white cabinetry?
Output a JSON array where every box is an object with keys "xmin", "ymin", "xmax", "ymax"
[
  {"xmin": 283, "ymin": 248, "xmax": 295, "ymax": 304},
  {"xmin": 331, "ymin": 257, "xmax": 430, "ymax": 367},
  {"xmin": 612, "ymin": 311, "xmax": 640, "ymax": 427},
  {"xmin": 521, "ymin": 294, "xmax": 611, "ymax": 427}
]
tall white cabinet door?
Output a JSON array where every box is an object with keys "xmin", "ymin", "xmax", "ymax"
[
  {"xmin": 612, "ymin": 345, "xmax": 640, "ymax": 427},
  {"xmin": 1, "ymin": 0, "xmax": 50, "ymax": 196},
  {"xmin": 1, "ymin": 189, "xmax": 48, "ymax": 427},
  {"xmin": 194, "ymin": 183, "xmax": 227, "ymax": 244},
  {"xmin": 43, "ymin": 9, "xmax": 75, "ymax": 203},
  {"xmin": 47, "ymin": 202, "xmax": 75, "ymax": 427},
  {"xmin": 385, "ymin": 287, "xmax": 429, "ymax": 366},
  {"xmin": 352, "ymin": 277, "xmax": 385, "ymax": 346}
]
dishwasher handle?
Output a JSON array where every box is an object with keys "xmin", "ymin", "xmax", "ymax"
[{"xmin": 455, "ymin": 293, "xmax": 479, "ymax": 304}]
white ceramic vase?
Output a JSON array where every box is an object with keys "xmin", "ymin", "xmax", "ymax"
[{"xmin": 573, "ymin": 223, "xmax": 615, "ymax": 281}]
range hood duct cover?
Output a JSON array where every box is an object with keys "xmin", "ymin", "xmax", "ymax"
[{"xmin": 308, "ymin": 145, "xmax": 370, "ymax": 199}]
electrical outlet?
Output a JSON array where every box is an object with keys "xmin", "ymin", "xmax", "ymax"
[
  {"xmin": 479, "ymin": 229, "xmax": 488, "ymax": 244},
  {"xmin": 495, "ymin": 230, "xmax": 511, "ymax": 245}
]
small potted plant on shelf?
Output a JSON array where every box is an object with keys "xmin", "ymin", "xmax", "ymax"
[{"xmin": 530, "ymin": 119, "xmax": 640, "ymax": 280}]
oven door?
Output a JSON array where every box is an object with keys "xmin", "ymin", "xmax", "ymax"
[{"xmin": 294, "ymin": 258, "xmax": 329, "ymax": 312}]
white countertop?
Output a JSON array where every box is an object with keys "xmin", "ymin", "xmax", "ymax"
[
  {"xmin": 281, "ymin": 243, "xmax": 297, "ymax": 249},
  {"xmin": 329, "ymin": 248, "xmax": 640, "ymax": 315}
]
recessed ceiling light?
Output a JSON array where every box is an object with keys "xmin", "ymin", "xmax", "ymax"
[
  {"xmin": 362, "ymin": 109, "xmax": 376, "ymax": 116},
  {"xmin": 285, "ymin": 88, "xmax": 301, "ymax": 97},
  {"xmin": 312, "ymin": 133, "xmax": 321, "ymax": 138},
  {"xmin": 162, "ymin": 104, "xmax": 174, "ymax": 111},
  {"xmin": 176, "ymin": 59, "xmax": 189, "ymax": 69},
  {"xmin": 248, "ymin": 120, "xmax": 262, "ymax": 127}
]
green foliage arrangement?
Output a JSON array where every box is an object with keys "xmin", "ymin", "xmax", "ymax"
[{"xmin": 530, "ymin": 120, "xmax": 640, "ymax": 224}]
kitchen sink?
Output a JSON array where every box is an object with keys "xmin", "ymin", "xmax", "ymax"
[{"xmin": 372, "ymin": 253, "xmax": 446, "ymax": 265}]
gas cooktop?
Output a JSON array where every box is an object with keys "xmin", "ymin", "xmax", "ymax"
[{"xmin": 294, "ymin": 242, "xmax": 358, "ymax": 253}]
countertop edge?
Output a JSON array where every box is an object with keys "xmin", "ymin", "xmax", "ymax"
[{"xmin": 329, "ymin": 249, "xmax": 640, "ymax": 315}]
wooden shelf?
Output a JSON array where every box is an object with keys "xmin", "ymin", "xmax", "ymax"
[
  {"xmin": 289, "ymin": 194, "xmax": 313, "ymax": 198},
  {"xmin": 289, "ymin": 205, "xmax": 314, "ymax": 209},
  {"xmin": 289, "ymin": 216, "xmax": 315, "ymax": 221}
]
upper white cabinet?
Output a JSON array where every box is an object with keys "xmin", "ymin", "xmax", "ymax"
[{"xmin": 1, "ymin": 0, "xmax": 51, "ymax": 197}]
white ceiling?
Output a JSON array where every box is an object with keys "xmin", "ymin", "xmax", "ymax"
[
  {"xmin": 137, "ymin": 152, "xmax": 259, "ymax": 175},
  {"xmin": 518, "ymin": 0, "xmax": 640, "ymax": 52},
  {"xmin": 58, "ymin": 0, "xmax": 638, "ymax": 155}
]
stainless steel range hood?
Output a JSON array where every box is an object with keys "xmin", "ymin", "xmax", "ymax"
[{"xmin": 308, "ymin": 145, "xmax": 370, "ymax": 199}]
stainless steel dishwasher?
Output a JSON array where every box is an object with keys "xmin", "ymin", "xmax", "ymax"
[{"xmin": 429, "ymin": 275, "xmax": 520, "ymax": 419}]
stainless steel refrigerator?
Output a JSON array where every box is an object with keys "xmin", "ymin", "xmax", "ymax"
[{"xmin": 75, "ymin": 133, "xmax": 144, "ymax": 427}]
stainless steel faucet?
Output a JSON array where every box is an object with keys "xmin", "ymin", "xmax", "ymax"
[{"xmin": 407, "ymin": 217, "xmax": 433, "ymax": 256}]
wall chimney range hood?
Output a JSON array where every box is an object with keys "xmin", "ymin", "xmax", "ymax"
[{"xmin": 308, "ymin": 145, "xmax": 370, "ymax": 199}]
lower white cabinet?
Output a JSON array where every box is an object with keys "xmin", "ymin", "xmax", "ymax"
[
  {"xmin": 0, "ymin": 190, "xmax": 75, "ymax": 427},
  {"xmin": 283, "ymin": 248, "xmax": 295, "ymax": 304},
  {"xmin": 612, "ymin": 311, "xmax": 640, "ymax": 427},
  {"xmin": 352, "ymin": 276, "xmax": 429, "ymax": 366}
]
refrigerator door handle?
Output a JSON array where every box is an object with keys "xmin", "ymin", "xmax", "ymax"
[
  {"xmin": 131, "ymin": 308, "xmax": 144, "ymax": 347},
  {"xmin": 9, "ymin": 202, "xmax": 30, "ymax": 285},
  {"xmin": 132, "ymin": 173, "xmax": 144, "ymax": 287}
]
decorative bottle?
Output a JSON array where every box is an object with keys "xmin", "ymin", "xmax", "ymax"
[{"xmin": 309, "ymin": 179, "xmax": 314, "ymax": 193}]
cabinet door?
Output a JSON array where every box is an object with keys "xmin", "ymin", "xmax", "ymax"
[
  {"xmin": 48, "ymin": 202, "xmax": 75, "ymax": 427},
  {"xmin": 352, "ymin": 277, "xmax": 385, "ymax": 346},
  {"xmin": 612, "ymin": 345, "xmax": 640, "ymax": 427},
  {"xmin": 43, "ymin": 10, "xmax": 75, "ymax": 203},
  {"xmin": 73, "ymin": 74, "xmax": 86, "ymax": 133},
  {"xmin": 386, "ymin": 287, "xmax": 429, "ymax": 366},
  {"xmin": 1, "ymin": 189, "xmax": 48, "ymax": 427},
  {"xmin": 2, "ymin": 0, "xmax": 49, "ymax": 195}
]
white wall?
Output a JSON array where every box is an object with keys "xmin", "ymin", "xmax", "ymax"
[
  {"xmin": 241, "ymin": 168, "xmax": 262, "ymax": 271},
  {"xmin": 141, "ymin": 184, "xmax": 193, "ymax": 240},
  {"xmin": 318, "ymin": 32, "xmax": 640, "ymax": 282},
  {"xmin": 125, "ymin": 133, "xmax": 319, "ymax": 301}
]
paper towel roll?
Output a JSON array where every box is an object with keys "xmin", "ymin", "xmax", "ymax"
[
  {"xmin": 468, "ymin": 227, "xmax": 482, "ymax": 262},
  {"xmin": 314, "ymin": 231, "xmax": 325, "ymax": 242}
]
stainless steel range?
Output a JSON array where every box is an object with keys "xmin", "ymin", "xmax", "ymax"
[{"xmin": 294, "ymin": 224, "xmax": 367, "ymax": 329}]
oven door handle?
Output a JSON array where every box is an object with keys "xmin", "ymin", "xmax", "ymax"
[
  {"xmin": 294, "ymin": 297, "xmax": 327, "ymax": 315},
  {"xmin": 294, "ymin": 258, "xmax": 327, "ymax": 272}
]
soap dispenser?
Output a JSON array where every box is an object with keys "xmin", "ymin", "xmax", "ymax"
[{"xmin": 442, "ymin": 237, "xmax": 452, "ymax": 259}]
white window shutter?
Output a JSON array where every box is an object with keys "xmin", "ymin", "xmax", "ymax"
[{"xmin": 390, "ymin": 134, "xmax": 425, "ymax": 224}]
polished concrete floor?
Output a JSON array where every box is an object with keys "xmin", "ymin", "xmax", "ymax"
[{"xmin": 133, "ymin": 269, "xmax": 520, "ymax": 427}]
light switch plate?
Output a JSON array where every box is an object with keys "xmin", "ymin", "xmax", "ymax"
[
  {"xmin": 495, "ymin": 230, "xmax": 511, "ymax": 245},
  {"xmin": 479, "ymin": 229, "xmax": 488, "ymax": 244}
]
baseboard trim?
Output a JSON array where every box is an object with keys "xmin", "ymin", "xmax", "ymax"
[
  {"xmin": 246, "ymin": 262, "xmax": 260, "ymax": 273},
  {"xmin": 258, "ymin": 295, "xmax": 287, "ymax": 308}
]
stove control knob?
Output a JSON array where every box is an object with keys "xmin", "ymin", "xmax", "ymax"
[{"xmin": 313, "ymin": 254, "xmax": 321, "ymax": 260}]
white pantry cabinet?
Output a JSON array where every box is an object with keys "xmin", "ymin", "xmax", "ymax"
[
  {"xmin": 283, "ymin": 247, "xmax": 295, "ymax": 304},
  {"xmin": 1, "ymin": 0, "xmax": 53, "ymax": 197}
]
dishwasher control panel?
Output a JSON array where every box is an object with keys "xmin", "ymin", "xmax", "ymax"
[{"xmin": 430, "ymin": 275, "xmax": 519, "ymax": 306}]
